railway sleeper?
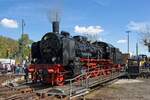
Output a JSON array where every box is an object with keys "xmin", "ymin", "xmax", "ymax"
[{"xmin": 18, "ymin": 87, "xmax": 34, "ymax": 93}]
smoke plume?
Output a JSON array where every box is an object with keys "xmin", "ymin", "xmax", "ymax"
[
  {"xmin": 48, "ymin": 9, "xmax": 61, "ymax": 22},
  {"xmin": 46, "ymin": 0, "xmax": 62, "ymax": 22}
]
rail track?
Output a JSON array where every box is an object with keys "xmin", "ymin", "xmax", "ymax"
[
  {"xmin": 5, "ymin": 92, "xmax": 38, "ymax": 100},
  {"xmin": 33, "ymin": 71, "xmax": 125, "ymax": 100},
  {"xmin": 1, "ymin": 68, "xmax": 149, "ymax": 100},
  {"xmin": 0, "ymin": 71, "xmax": 124, "ymax": 99},
  {"xmin": 0, "ymin": 77, "xmax": 57, "ymax": 100},
  {"xmin": 0, "ymin": 84, "xmax": 40, "ymax": 100}
]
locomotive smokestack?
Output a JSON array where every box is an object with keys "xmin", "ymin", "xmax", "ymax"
[
  {"xmin": 52, "ymin": 21, "xmax": 59, "ymax": 33},
  {"xmin": 46, "ymin": 0, "xmax": 62, "ymax": 34},
  {"xmin": 50, "ymin": 10, "xmax": 60, "ymax": 34}
]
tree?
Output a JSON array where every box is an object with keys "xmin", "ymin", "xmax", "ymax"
[
  {"xmin": 0, "ymin": 36, "xmax": 19, "ymax": 58},
  {"xmin": 0, "ymin": 34, "xmax": 33, "ymax": 63},
  {"xmin": 141, "ymin": 27, "xmax": 150, "ymax": 52},
  {"xmin": 18, "ymin": 34, "xmax": 33, "ymax": 61},
  {"xmin": 143, "ymin": 34, "xmax": 150, "ymax": 52}
]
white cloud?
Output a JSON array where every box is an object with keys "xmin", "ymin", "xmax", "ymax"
[
  {"xmin": 117, "ymin": 39, "xmax": 127, "ymax": 44},
  {"xmin": 127, "ymin": 21, "xmax": 150, "ymax": 33},
  {"xmin": 0, "ymin": 18, "xmax": 18, "ymax": 28},
  {"xmin": 127, "ymin": 21, "xmax": 150, "ymax": 43},
  {"xmin": 74, "ymin": 25, "xmax": 104, "ymax": 36},
  {"xmin": 98, "ymin": 37, "xmax": 103, "ymax": 41},
  {"xmin": 92, "ymin": 0, "xmax": 111, "ymax": 6}
]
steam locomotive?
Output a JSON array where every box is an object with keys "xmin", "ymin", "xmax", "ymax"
[{"xmin": 28, "ymin": 21, "xmax": 124, "ymax": 86}]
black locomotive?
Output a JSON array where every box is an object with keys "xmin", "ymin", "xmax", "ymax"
[{"xmin": 29, "ymin": 21, "xmax": 124, "ymax": 85}]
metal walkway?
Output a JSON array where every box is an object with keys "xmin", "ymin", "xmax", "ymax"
[{"xmin": 36, "ymin": 71, "xmax": 125, "ymax": 99}]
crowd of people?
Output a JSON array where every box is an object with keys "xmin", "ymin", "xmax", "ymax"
[{"xmin": 0, "ymin": 62, "xmax": 28, "ymax": 74}]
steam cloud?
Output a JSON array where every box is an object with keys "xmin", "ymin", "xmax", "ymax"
[
  {"xmin": 48, "ymin": 9, "xmax": 61, "ymax": 22},
  {"xmin": 0, "ymin": 18, "xmax": 18, "ymax": 28},
  {"xmin": 47, "ymin": 0, "xmax": 62, "ymax": 22},
  {"xmin": 74, "ymin": 25, "xmax": 104, "ymax": 35}
]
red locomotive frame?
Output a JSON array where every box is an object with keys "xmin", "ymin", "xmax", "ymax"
[{"xmin": 28, "ymin": 58, "xmax": 123, "ymax": 86}]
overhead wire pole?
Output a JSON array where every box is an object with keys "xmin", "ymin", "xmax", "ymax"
[
  {"xmin": 126, "ymin": 31, "xmax": 131, "ymax": 54},
  {"xmin": 136, "ymin": 32, "xmax": 139, "ymax": 56},
  {"xmin": 136, "ymin": 42, "xmax": 138, "ymax": 56},
  {"xmin": 20, "ymin": 19, "xmax": 25, "ymax": 64}
]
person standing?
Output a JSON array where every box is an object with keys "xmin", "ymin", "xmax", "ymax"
[
  {"xmin": 12, "ymin": 64, "xmax": 16, "ymax": 74},
  {"xmin": 7, "ymin": 64, "xmax": 11, "ymax": 73},
  {"xmin": 24, "ymin": 64, "xmax": 29, "ymax": 82}
]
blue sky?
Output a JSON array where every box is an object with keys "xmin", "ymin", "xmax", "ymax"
[{"xmin": 0, "ymin": 0, "xmax": 150, "ymax": 55}]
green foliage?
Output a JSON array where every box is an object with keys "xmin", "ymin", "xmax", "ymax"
[
  {"xmin": 0, "ymin": 34, "xmax": 33, "ymax": 60},
  {"xmin": 0, "ymin": 36, "xmax": 19, "ymax": 58},
  {"xmin": 18, "ymin": 34, "xmax": 33, "ymax": 60}
]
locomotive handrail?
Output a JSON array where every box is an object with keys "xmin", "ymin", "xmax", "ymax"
[
  {"xmin": 66, "ymin": 66, "xmax": 124, "ymax": 82},
  {"xmin": 65, "ymin": 67, "xmax": 99, "ymax": 82},
  {"xmin": 66, "ymin": 67, "xmax": 125, "ymax": 99},
  {"xmin": 65, "ymin": 73, "xmax": 86, "ymax": 82}
]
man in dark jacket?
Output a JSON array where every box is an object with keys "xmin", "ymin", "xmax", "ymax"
[{"xmin": 24, "ymin": 64, "xmax": 29, "ymax": 82}]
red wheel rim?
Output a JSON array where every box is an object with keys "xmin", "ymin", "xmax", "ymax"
[
  {"xmin": 56, "ymin": 74, "xmax": 64, "ymax": 86},
  {"xmin": 92, "ymin": 69, "xmax": 100, "ymax": 77}
]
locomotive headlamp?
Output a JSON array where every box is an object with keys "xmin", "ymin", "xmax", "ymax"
[
  {"xmin": 28, "ymin": 64, "xmax": 35, "ymax": 72},
  {"xmin": 48, "ymin": 68, "xmax": 54, "ymax": 73},
  {"xmin": 44, "ymin": 36, "xmax": 48, "ymax": 40},
  {"xmin": 28, "ymin": 66, "xmax": 34, "ymax": 72},
  {"xmin": 52, "ymin": 57, "xmax": 56, "ymax": 62}
]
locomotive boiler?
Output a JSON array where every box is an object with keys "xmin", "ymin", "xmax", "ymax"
[{"xmin": 28, "ymin": 21, "xmax": 124, "ymax": 85}]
